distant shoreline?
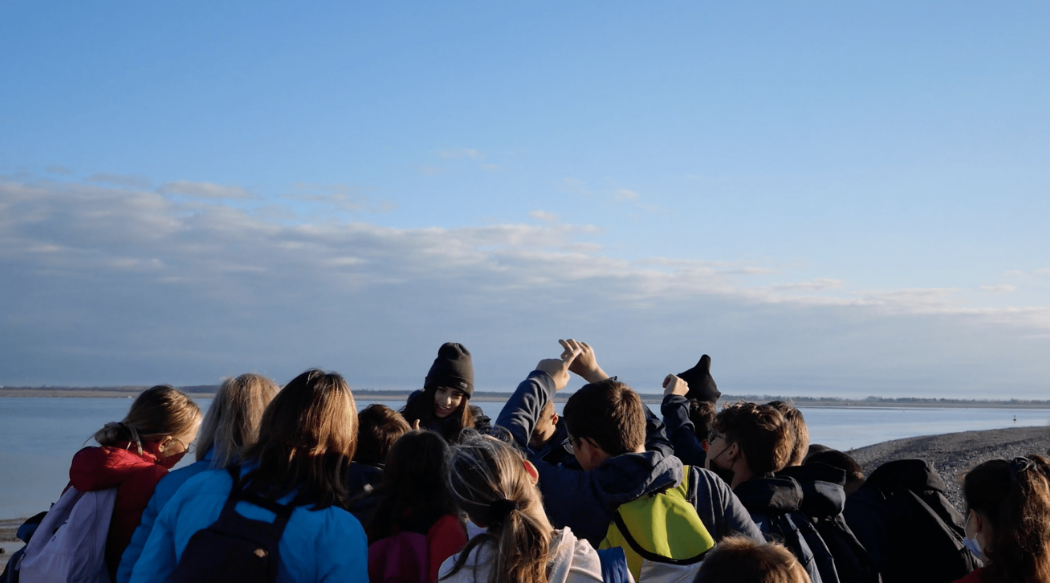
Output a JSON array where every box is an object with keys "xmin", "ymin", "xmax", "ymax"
[{"xmin": 3, "ymin": 387, "xmax": 1050, "ymax": 408}]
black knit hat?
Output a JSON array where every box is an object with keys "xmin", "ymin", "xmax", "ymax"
[
  {"xmin": 424, "ymin": 342, "xmax": 474, "ymax": 398},
  {"xmin": 678, "ymin": 354, "xmax": 720, "ymax": 403}
]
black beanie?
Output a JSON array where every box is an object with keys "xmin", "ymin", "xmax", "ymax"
[
  {"xmin": 678, "ymin": 354, "xmax": 720, "ymax": 403},
  {"xmin": 424, "ymin": 342, "xmax": 474, "ymax": 398}
]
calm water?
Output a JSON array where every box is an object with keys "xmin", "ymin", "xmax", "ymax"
[{"xmin": 1, "ymin": 397, "xmax": 1046, "ymax": 519}]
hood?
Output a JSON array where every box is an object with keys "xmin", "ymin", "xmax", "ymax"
[
  {"xmin": 734, "ymin": 475, "xmax": 804, "ymax": 515},
  {"xmin": 777, "ymin": 463, "xmax": 847, "ymax": 519},
  {"xmin": 68, "ymin": 445, "xmax": 160, "ymax": 492},
  {"xmin": 865, "ymin": 458, "xmax": 946, "ymax": 494},
  {"xmin": 547, "ymin": 527, "xmax": 603, "ymax": 583},
  {"xmin": 594, "ymin": 449, "xmax": 683, "ymax": 513}
]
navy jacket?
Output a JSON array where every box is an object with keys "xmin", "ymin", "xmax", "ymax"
[
  {"xmin": 495, "ymin": 371, "xmax": 763, "ymax": 548},
  {"xmin": 660, "ymin": 394, "xmax": 708, "ymax": 467},
  {"xmin": 346, "ymin": 462, "xmax": 384, "ymax": 525}
]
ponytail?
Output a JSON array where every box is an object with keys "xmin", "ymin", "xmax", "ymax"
[
  {"xmin": 443, "ymin": 432, "xmax": 552, "ymax": 583},
  {"xmin": 93, "ymin": 385, "xmax": 201, "ymax": 454}
]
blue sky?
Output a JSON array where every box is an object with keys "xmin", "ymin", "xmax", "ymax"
[{"xmin": 1, "ymin": 2, "xmax": 1048, "ymax": 397}]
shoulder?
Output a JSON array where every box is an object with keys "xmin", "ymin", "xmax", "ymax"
[{"xmin": 439, "ymin": 541, "xmax": 494, "ymax": 583}]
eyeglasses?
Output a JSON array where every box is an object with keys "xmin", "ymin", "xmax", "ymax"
[
  {"xmin": 707, "ymin": 431, "xmax": 726, "ymax": 444},
  {"xmin": 172, "ymin": 438, "xmax": 196, "ymax": 455}
]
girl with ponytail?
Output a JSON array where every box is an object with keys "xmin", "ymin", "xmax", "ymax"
[
  {"xmin": 67, "ymin": 385, "xmax": 202, "ymax": 578},
  {"xmin": 439, "ymin": 432, "xmax": 605, "ymax": 583},
  {"xmin": 953, "ymin": 455, "xmax": 1050, "ymax": 583}
]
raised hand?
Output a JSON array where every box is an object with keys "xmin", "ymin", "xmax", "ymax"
[
  {"xmin": 559, "ymin": 338, "xmax": 609, "ymax": 383},
  {"xmin": 537, "ymin": 344, "xmax": 582, "ymax": 391},
  {"xmin": 663, "ymin": 374, "xmax": 689, "ymax": 397}
]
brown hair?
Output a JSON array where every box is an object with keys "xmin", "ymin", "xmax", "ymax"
[
  {"xmin": 562, "ymin": 379, "xmax": 645, "ymax": 456},
  {"xmin": 713, "ymin": 402, "xmax": 792, "ymax": 475},
  {"xmin": 196, "ymin": 374, "xmax": 280, "ymax": 468},
  {"xmin": 401, "ymin": 385, "xmax": 476, "ymax": 442},
  {"xmin": 355, "ymin": 404, "xmax": 411, "ymax": 466},
  {"xmin": 242, "ymin": 369, "xmax": 356, "ymax": 509},
  {"xmin": 963, "ymin": 455, "xmax": 1050, "ymax": 583},
  {"xmin": 443, "ymin": 432, "xmax": 552, "ymax": 583},
  {"xmin": 689, "ymin": 399, "xmax": 717, "ymax": 442},
  {"xmin": 93, "ymin": 385, "xmax": 202, "ymax": 455},
  {"xmin": 366, "ymin": 430, "xmax": 459, "ymax": 543},
  {"xmin": 767, "ymin": 401, "xmax": 809, "ymax": 467},
  {"xmin": 697, "ymin": 536, "xmax": 810, "ymax": 583}
]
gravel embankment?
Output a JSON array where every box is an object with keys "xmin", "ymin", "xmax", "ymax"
[{"xmin": 848, "ymin": 426, "xmax": 1050, "ymax": 510}]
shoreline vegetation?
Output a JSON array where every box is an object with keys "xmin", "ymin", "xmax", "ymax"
[{"xmin": 3, "ymin": 386, "xmax": 1050, "ymax": 408}]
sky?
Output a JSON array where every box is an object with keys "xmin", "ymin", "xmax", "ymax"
[{"xmin": 1, "ymin": 2, "xmax": 1048, "ymax": 398}]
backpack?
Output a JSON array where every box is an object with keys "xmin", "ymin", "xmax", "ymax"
[
  {"xmin": 844, "ymin": 459, "xmax": 978, "ymax": 583},
  {"xmin": 368, "ymin": 514, "xmax": 462, "ymax": 583},
  {"xmin": 601, "ymin": 465, "xmax": 715, "ymax": 583},
  {"xmin": 17, "ymin": 486, "xmax": 117, "ymax": 583},
  {"xmin": 171, "ymin": 465, "xmax": 294, "ymax": 583}
]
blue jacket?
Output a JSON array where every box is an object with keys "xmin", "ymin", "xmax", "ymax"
[
  {"xmin": 116, "ymin": 448, "xmax": 217, "ymax": 583},
  {"xmin": 660, "ymin": 394, "xmax": 708, "ymax": 467},
  {"xmin": 128, "ymin": 464, "xmax": 368, "ymax": 583},
  {"xmin": 495, "ymin": 371, "xmax": 763, "ymax": 548}
]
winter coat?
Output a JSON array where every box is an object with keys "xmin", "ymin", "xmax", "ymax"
[
  {"xmin": 438, "ymin": 527, "xmax": 605, "ymax": 583},
  {"xmin": 128, "ymin": 464, "xmax": 368, "ymax": 583},
  {"xmin": 67, "ymin": 444, "xmax": 169, "ymax": 577},
  {"xmin": 779, "ymin": 463, "xmax": 881, "ymax": 583},
  {"xmin": 734, "ymin": 474, "xmax": 830, "ymax": 583},
  {"xmin": 660, "ymin": 394, "xmax": 708, "ymax": 467},
  {"xmin": 116, "ymin": 448, "xmax": 217, "ymax": 583},
  {"xmin": 495, "ymin": 371, "xmax": 763, "ymax": 548},
  {"xmin": 346, "ymin": 462, "xmax": 385, "ymax": 525}
]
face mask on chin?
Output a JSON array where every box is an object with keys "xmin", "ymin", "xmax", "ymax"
[
  {"xmin": 707, "ymin": 445, "xmax": 736, "ymax": 487},
  {"xmin": 159, "ymin": 450, "xmax": 187, "ymax": 469}
]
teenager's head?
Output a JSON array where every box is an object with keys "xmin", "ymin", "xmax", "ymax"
[
  {"xmin": 529, "ymin": 400, "xmax": 560, "ymax": 450},
  {"xmin": 767, "ymin": 401, "xmax": 809, "ymax": 467},
  {"xmin": 696, "ymin": 536, "xmax": 810, "ymax": 583},
  {"xmin": 562, "ymin": 379, "xmax": 645, "ymax": 471},
  {"xmin": 962, "ymin": 455, "xmax": 1050, "ymax": 582},
  {"xmin": 708, "ymin": 401, "xmax": 791, "ymax": 488},
  {"xmin": 196, "ymin": 373, "xmax": 279, "ymax": 468},
  {"xmin": 243, "ymin": 369, "xmax": 356, "ymax": 509},
  {"xmin": 804, "ymin": 448, "xmax": 865, "ymax": 496},
  {"xmin": 354, "ymin": 404, "xmax": 411, "ymax": 466},
  {"xmin": 367, "ymin": 429, "xmax": 457, "ymax": 541},
  {"xmin": 94, "ymin": 385, "xmax": 202, "ymax": 469},
  {"xmin": 445, "ymin": 432, "xmax": 550, "ymax": 583},
  {"xmin": 689, "ymin": 399, "xmax": 717, "ymax": 450},
  {"xmin": 401, "ymin": 343, "xmax": 477, "ymax": 440}
]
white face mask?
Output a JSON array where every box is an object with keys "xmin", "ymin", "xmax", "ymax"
[{"xmin": 963, "ymin": 511, "xmax": 987, "ymax": 564}]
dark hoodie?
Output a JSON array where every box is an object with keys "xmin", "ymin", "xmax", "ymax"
[
  {"xmin": 779, "ymin": 463, "xmax": 879, "ymax": 583},
  {"xmin": 495, "ymin": 371, "xmax": 762, "ymax": 548},
  {"xmin": 67, "ymin": 445, "xmax": 168, "ymax": 577},
  {"xmin": 660, "ymin": 394, "xmax": 707, "ymax": 467},
  {"xmin": 345, "ymin": 461, "xmax": 385, "ymax": 524},
  {"xmin": 734, "ymin": 474, "xmax": 828, "ymax": 583}
]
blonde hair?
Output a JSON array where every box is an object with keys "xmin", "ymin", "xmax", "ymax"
[
  {"xmin": 242, "ymin": 369, "xmax": 356, "ymax": 509},
  {"xmin": 94, "ymin": 385, "xmax": 202, "ymax": 455},
  {"xmin": 697, "ymin": 536, "xmax": 811, "ymax": 583},
  {"xmin": 195, "ymin": 373, "xmax": 280, "ymax": 468},
  {"xmin": 443, "ymin": 432, "xmax": 551, "ymax": 583}
]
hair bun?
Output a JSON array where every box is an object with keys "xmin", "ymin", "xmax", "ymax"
[
  {"xmin": 489, "ymin": 498, "xmax": 519, "ymax": 523},
  {"xmin": 1011, "ymin": 456, "xmax": 1036, "ymax": 480}
]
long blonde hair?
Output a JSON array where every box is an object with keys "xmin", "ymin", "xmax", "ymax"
[
  {"xmin": 443, "ymin": 432, "xmax": 551, "ymax": 583},
  {"xmin": 93, "ymin": 385, "xmax": 201, "ymax": 455},
  {"xmin": 195, "ymin": 373, "xmax": 280, "ymax": 468}
]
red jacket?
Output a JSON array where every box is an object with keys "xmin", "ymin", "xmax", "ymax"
[{"xmin": 67, "ymin": 444, "xmax": 168, "ymax": 577}]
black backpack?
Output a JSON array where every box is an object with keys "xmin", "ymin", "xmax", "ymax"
[
  {"xmin": 172, "ymin": 465, "xmax": 294, "ymax": 583},
  {"xmin": 844, "ymin": 459, "xmax": 978, "ymax": 583}
]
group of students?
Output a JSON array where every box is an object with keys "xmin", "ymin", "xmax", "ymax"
[{"xmin": 5, "ymin": 340, "xmax": 1050, "ymax": 583}]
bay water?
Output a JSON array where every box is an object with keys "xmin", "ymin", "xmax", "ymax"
[{"xmin": 1, "ymin": 396, "xmax": 1046, "ymax": 520}]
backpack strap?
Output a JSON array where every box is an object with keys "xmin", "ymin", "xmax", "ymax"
[
  {"xmin": 220, "ymin": 464, "xmax": 294, "ymax": 534},
  {"xmin": 611, "ymin": 512, "xmax": 709, "ymax": 566}
]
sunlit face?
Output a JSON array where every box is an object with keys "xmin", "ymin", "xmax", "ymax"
[{"xmin": 434, "ymin": 387, "xmax": 466, "ymax": 419}]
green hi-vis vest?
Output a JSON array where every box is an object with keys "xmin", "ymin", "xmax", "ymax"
[{"xmin": 600, "ymin": 466, "xmax": 715, "ymax": 582}]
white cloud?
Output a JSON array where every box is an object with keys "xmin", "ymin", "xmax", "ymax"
[
  {"xmin": 529, "ymin": 210, "xmax": 559, "ymax": 222},
  {"xmin": 87, "ymin": 172, "xmax": 151, "ymax": 188},
  {"xmin": 157, "ymin": 181, "xmax": 253, "ymax": 200},
  {"xmin": 480, "ymin": 163, "xmax": 503, "ymax": 172},
  {"xmin": 1, "ymin": 177, "xmax": 1049, "ymax": 397},
  {"xmin": 980, "ymin": 284, "xmax": 1017, "ymax": 293}
]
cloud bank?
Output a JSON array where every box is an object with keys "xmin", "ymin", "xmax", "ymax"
[{"xmin": 2, "ymin": 178, "xmax": 1048, "ymax": 397}]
